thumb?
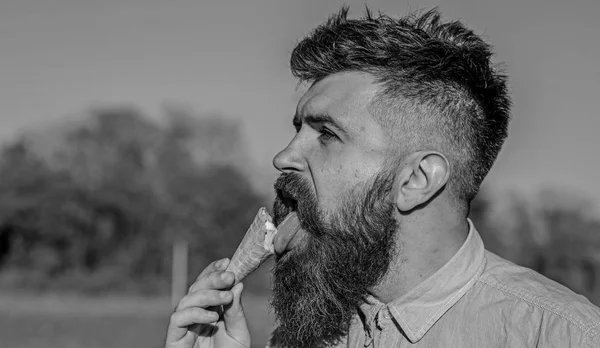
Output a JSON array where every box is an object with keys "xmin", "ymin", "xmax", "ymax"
[{"xmin": 223, "ymin": 282, "xmax": 251, "ymax": 345}]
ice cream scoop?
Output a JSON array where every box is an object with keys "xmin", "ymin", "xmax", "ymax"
[{"xmin": 226, "ymin": 209, "xmax": 302, "ymax": 284}]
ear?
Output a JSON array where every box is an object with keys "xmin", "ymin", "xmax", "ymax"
[{"xmin": 394, "ymin": 151, "xmax": 450, "ymax": 212}]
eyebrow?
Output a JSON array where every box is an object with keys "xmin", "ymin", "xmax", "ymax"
[{"xmin": 293, "ymin": 113, "xmax": 349, "ymax": 136}]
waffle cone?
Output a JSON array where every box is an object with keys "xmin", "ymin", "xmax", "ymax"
[{"xmin": 226, "ymin": 207, "xmax": 276, "ymax": 284}]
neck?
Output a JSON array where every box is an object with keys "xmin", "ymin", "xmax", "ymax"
[{"xmin": 371, "ymin": 211, "xmax": 469, "ymax": 304}]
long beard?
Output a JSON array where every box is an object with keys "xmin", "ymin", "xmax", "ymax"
[{"xmin": 270, "ymin": 171, "xmax": 398, "ymax": 348}]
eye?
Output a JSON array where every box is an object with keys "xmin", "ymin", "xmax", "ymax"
[{"xmin": 318, "ymin": 128, "xmax": 337, "ymax": 143}]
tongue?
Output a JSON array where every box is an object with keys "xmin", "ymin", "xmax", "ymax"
[{"xmin": 274, "ymin": 212, "xmax": 302, "ymax": 254}]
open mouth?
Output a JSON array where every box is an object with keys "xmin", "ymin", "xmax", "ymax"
[
  {"xmin": 273, "ymin": 209, "xmax": 304, "ymax": 255},
  {"xmin": 284, "ymin": 197, "xmax": 298, "ymax": 213},
  {"xmin": 278, "ymin": 189, "xmax": 298, "ymax": 215},
  {"xmin": 273, "ymin": 189, "xmax": 305, "ymax": 255}
]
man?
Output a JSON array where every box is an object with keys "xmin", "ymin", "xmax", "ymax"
[{"xmin": 165, "ymin": 7, "xmax": 600, "ymax": 348}]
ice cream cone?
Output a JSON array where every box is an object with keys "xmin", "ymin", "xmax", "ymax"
[{"xmin": 226, "ymin": 207, "xmax": 277, "ymax": 284}]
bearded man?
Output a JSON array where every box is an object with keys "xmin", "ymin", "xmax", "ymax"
[{"xmin": 165, "ymin": 7, "xmax": 600, "ymax": 348}]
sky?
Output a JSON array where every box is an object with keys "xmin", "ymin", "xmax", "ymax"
[{"xmin": 1, "ymin": 0, "xmax": 599, "ymax": 211}]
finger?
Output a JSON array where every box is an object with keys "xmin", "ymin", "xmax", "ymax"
[
  {"xmin": 196, "ymin": 258, "xmax": 230, "ymax": 281},
  {"xmin": 223, "ymin": 282, "xmax": 251, "ymax": 344},
  {"xmin": 176, "ymin": 289, "xmax": 233, "ymax": 311},
  {"xmin": 189, "ymin": 270, "xmax": 235, "ymax": 293},
  {"xmin": 165, "ymin": 307, "xmax": 220, "ymax": 343},
  {"xmin": 171, "ymin": 307, "xmax": 220, "ymax": 328}
]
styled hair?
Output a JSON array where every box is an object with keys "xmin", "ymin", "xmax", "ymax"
[{"xmin": 290, "ymin": 6, "xmax": 511, "ymax": 202}]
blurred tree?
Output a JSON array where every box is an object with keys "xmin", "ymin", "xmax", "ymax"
[
  {"xmin": 471, "ymin": 187, "xmax": 600, "ymax": 305},
  {"xmin": 535, "ymin": 191, "xmax": 600, "ymax": 303},
  {"xmin": 0, "ymin": 137, "xmax": 72, "ymax": 274},
  {"xmin": 0, "ymin": 105, "xmax": 267, "ymax": 295}
]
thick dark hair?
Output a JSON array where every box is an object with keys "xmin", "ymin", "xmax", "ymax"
[{"xmin": 290, "ymin": 7, "xmax": 511, "ymax": 202}]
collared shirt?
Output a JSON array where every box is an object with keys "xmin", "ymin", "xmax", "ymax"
[{"xmin": 266, "ymin": 220, "xmax": 600, "ymax": 347}]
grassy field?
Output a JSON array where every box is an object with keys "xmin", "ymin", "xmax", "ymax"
[{"xmin": 0, "ymin": 292, "xmax": 274, "ymax": 348}]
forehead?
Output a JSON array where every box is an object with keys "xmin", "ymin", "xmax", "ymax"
[{"xmin": 296, "ymin": 72, "xmax": 381, "ymax": 132}]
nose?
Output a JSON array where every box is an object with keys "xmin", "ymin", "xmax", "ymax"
[{"xmin": 273, "ymin": 139, "xmax": 305, "ymax": 173}]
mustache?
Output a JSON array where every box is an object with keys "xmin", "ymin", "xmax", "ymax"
[
  {"xmin": 272, "ymin": 173, "xmax": 320, "ymax": 231},
  {"xmin": 274, "ymin": 172, "xmax": 309, "ymax": 201}
]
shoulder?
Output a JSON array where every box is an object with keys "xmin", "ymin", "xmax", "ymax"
[{"xmin": 470, "ymin": 250, "xmax": 600, "ymax": 346}]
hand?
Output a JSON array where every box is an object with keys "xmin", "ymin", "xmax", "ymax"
[{"xmin": 165, "ymin": 258, "xmax": 251, "ymax": 348}]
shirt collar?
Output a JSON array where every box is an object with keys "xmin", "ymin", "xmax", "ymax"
[{"xmin": 358, "ymin": 219, "xmax": 486, "ymax": 343}]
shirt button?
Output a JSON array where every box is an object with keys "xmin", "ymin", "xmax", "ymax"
[{"xmin": 382, "ymin": 309, "xmax": 392, "ymax": 320}]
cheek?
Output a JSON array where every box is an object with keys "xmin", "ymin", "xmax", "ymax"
[
  {"xmin": 314, "ymin": 168, "xmax": 363, "ymax": 212},
  {"xmin": 308, "ymin": 150, "xmax": 384, "ymax": 210}
]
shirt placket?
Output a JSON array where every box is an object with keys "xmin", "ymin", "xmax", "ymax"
[{"xmin": 373, "ymin": 306, "xmax": 399, "ymax": 348}]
